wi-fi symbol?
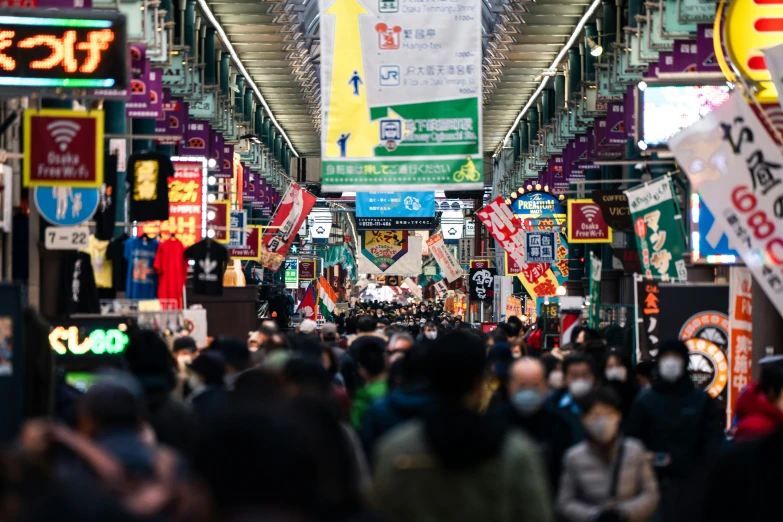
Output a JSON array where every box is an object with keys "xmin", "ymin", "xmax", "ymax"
[
  {"xmin": 581, "ymin": 204, "xmax": 599, "ymax": 222},
  {"xmin": 47, "ymin": 121, "xmax": 81, "ymax": 152}
]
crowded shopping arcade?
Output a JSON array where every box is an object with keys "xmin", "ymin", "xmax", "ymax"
[{"xmin": 0, "ymin": 0, "xmax": 781, "ymax": 519}]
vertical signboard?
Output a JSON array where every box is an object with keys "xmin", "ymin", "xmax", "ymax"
[
  {"xmin": 284, "ymin": 258, "xmax": 299, "ymax": 289},
  {"xmin": 319, "ymin": 0, "xmax": 482, "ymax": 191},
  {"xmin": 589, "ymin": 252, "xmax": 602, "ymax": 329},
  {"xmin": 427, "ymin": 233, "xmax": 463, "ymax": 283},
  {"xmin": 259, "ymin": 183, "xmax": 317, "ymax": 271},
  {"xmin": 728, "ymin": 267, "xmax": 752, "ymax": 424},
  {"xmin": 636, "ymin": 279, "xmax": 661, "ymax": 361}
]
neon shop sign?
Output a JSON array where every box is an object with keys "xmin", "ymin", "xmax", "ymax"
[
  {"xmin": 49, "ymin": 326, "xmax": 129, "ymax": 356},
  {"xmin": 0, "ymin": 10, "xmax": 128, "ymax": 89}
]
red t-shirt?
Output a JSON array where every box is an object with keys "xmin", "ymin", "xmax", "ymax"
[{"xmin": 153, "ymin": 238, "xmax": 188, "ymax": 308}]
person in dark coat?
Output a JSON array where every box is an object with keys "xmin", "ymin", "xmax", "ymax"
[
  {"xmin": 186, "ymin": 350, "xmax": 228, "ymax": 422},
  {"xmin": 626, "ymin": 340, "xmax": 723, "ymax": 522},
  {"xmin": 506, "ymin": 357, "xmax": 578, "ymax": 498},
  {"xmin": 360, "ymin": 344, "xmax": 434, "ymax": 462},
  {"xmin": 600, "ymin": 348, "xmax": 639, "ymax": 428}
]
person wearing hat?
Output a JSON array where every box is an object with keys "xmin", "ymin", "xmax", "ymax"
[
  {"xmin": 187, "ymin": 350, "xmax": 228, "ymax": 422},
  {"xmin": 626, "ymin": 340, "xmax": 723, "ymax": 521}
]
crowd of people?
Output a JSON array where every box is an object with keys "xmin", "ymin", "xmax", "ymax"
[{"xmin": 5, "ymin": 302, "xmax": 783, "ymax": 521}]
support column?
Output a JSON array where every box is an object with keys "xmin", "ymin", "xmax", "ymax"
[
  {"xmin": 554, "ymin": 74, "xmax": 566, "ymax": 111},
  {"xmin": 585, "ymin": 23, "xmax": 598, "ymax": 82},
  {"xmin": 184, "ymin": 0, "xmax": 195, "ymax": 52},
  {"xmin": 568, "ymin": 48, "xmax": 581, "ymax": 101},
  {"xmin": 244, "ymin": 88, "xmax": 253, "ymax": 125},
  {"xmin": 104, "ymin": 101, "xmax": 127, "ymax": 236},
  {"xmin": 132, "ymin": 119, "xmax": 156, "ymax": 153},
  {"xmin": 541, "ymin": 90, "xmax": 552, "ymax": 126},
  {"xmin": 235, "ymin": 76, "xmax": 245, "ymax": 117},
  {"xmin": 602, "ymin": 0, "xmax": 618, "ymax": 48},
  {"xmin": 219, "ymin": 52, "xmax": 230, "ymax": 95},
  {"xmin": 204, "ymin": 27, "xmax": 216, "ymax": 85}
]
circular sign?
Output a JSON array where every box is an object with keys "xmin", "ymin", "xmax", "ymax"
[
  {"xmin": 679, "ymin": 311, "xmax": 730, "ymax": 353},
  {"xmin": 34, "ymin": 187, "xmax": 100, "ymax": 226},
  {"xmin": 685, "ymin": 338, "xmax": 729, "ymax": 399}
]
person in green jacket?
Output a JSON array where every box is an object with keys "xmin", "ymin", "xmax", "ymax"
[
  {"xmin": 351, "ymin": 336, "xmax": 389, "ymax": 429},
  {"xmin": 373, "ymin": 331, "xmax": 554, "ymax": 522}
]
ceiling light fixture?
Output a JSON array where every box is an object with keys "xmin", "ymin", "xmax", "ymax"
[
  {"xmin": 197, "ymin": 0, "xmax": 299, "ymax": 157},
  {"xmin": 586, "ymin": 37, "xmax": 602, "ymax": 57},
  {"xmin": 497, "ymin": 0, "xmax": 603, "ymax": 155}
]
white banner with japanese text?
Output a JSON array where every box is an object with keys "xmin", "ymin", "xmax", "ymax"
[{"xmin": 427, "ymin": 233, "xmax": 463, "ymax": 283}]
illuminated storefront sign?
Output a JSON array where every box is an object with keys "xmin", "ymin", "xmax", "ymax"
[
  {"xmin": 49, "ymin": 325, "xmax": 129, "ymax": 356},
  {"xmin": 0, "ymin": 10, "xmax": 127, "ymax": 89},
  {"xmin": 139, "ymin": 158, "xmax": 206, "ymax": 247},
  {"xmin": 510, "ymin": 191, "xmax": 566, "ymax": 217}
]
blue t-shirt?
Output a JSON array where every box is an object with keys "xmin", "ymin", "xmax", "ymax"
[{"xmin": 124, "ymin": 236, "xmax": 159, "ymax": 299}]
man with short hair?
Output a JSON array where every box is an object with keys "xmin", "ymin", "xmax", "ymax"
[
  {"xmin": 507, "ymin": 358, "xmax": 577, "ymax": 497},
  {"xmin": 351, "ymin": 336, "xmax": 389, "ymax": 429},
  {"xmin": 551, "ymin": 354, "xmax": 596, "ymax": 437},
  {"xmin": 387, "ymin": 333, "xmax": 414, "ymax": 363},
  {"xmin": 298, "ymin": 319, "xmax": 318, "ymax": 336}
]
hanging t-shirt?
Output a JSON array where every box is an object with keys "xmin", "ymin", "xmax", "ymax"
[
  {"xmin": 83, "ymin": 235, "xmax": 112, "ymax": 289},
  {"xmin": 58, "ymin": 252, "xmax": 100, "ymax": 316},
  {"xmin": 184, "ymin": 239, "xmax": 230, "ymax": 296},
  {"xmin": 95, "ymin": 154, "xmax": 118, "ymax": 240},
  {"xmin": 127, "ymin": 152, "xmax": 173, "ymax": 222},
  {"xmin": 106, "ymin": 233, "xmax": 129, "ymax": 292},
  {"xmin": 124, "ymin": 235, "xmax": 160, "ymax": 299},
  {"xmin": 153, "ymin": 237, "xmax": 188, "ymax": 307}
]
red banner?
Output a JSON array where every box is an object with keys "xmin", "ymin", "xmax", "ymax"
[
  {"xmin": 207, "ymin": 200, "xmax": 230, "ymax": 243},
  {"xmin": 260, "ymin": 183, "xmax": 316, "ymax": 270},
  {"xmin": 476, "ymin": 197, "xmax": 527, "ymax": 268},
  {"xmin": 139, "ymin": 160, "xmax": 204, "ymax": 247}
]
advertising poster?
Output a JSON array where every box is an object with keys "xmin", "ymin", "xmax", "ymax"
[
  {"xmin": 229, "ymin": 225, "xmax": 263, "ymax": 261},
  {"xmin": 284, "ymin": 258, "xmax": 299, "ymax": 289},
  {"xmin": 568, "ymin": 199, "xmax": 612, "ymax": 243},
  {"xmin": 361, "ymin": 230, "xmax": 409, "ymax": 270},
  {"xmin": 259, "ymin": 183, "xmax": 317, "ymax": 270},
  {"xmin": 319, "ymin": 0, "xmax": 483, "ymax": 191},
  {"xmin": 155, "ymin": 91, "xmax": 187, "ymax": 145},
  {"xmin": 525, "ymin": 231, "xmax": 557, "ymax": 263},
  {"xmin": 357, "ymin": 235, "xmax": 423, "ymax": 275},
  {"xmin": 625, "ymin": 177, "xmax": 688, "ymax": 282},
  {"xmin": 505, "ymin": 296, "xmax": 522, "ymax": 320},
  {"xmin": 470, "ymin": 267, "xmax": 495, "ymax": 302},
  {"xmin": 23, "ymin": 109, "xmax": 104, "ymax": 187},
  {"xmin": 180, "ymin": 120, "xmax": 211, "ymax": 157},
  {"xmin": 138, "ymin": 160, "xmax": 204, "ymax": 247},
  {"xmin": 426, "ymin": 233, "xmax": 463, "ymax": 283},
  {"xmin": 589, "ymin": 252, "xmax": 602, "ymax": 329},
  {"xmin": 728, "ymin": 267, "xmax": 752, "ymax": 424},
  {"xmin": 636, "ymin": 280, "xmax": 661, "ymax": 361}
]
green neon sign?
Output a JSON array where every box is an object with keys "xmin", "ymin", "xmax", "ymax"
[{"xmin": 49, "ymin": 326, "xmax": 129, "ymax": 356}]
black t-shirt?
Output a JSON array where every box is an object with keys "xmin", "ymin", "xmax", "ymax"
[
  {"xmin": 127, "ymin": 152, "xmax": 173, "ymax": 222},
  {"xmin": 95, "ymin": 154, "xmax": 118, "ymax": 240},
  {"xmin": 184, "ymin": 239, "xmax": 230, "ymax": 296},
  {"xmin": 106, "ymin": 233, "xmax": 129, "ymax": 292}
]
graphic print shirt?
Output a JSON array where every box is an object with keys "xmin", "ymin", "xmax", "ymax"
[
  {"xmin": 124, "ymin": 236, "xmax": 160, "ymax": 299},
  {"xmin": 106, "ymin": 233, "xmax": 129, "ymax": 292},
  {"xmin": 127, "ymin": 152, "xmax": 173, "ymax": 222},
  {"xmin": 154, "ymin": 237, "xmax": 188, "ymax": 307},
  {"xmin": 184, "ymin": 239, "xmax": 230, "ymax": 296},
  {"xmin": 83, "ymin": 235, "xmax": 112, "ymax": 289}
]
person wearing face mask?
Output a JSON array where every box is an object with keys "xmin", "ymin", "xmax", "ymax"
[
  {"xmin": 558, "ymin": 388, "xmax": 659, "ymax": 522},
  {"xmin": 507, "ymin": 358, "xmax": 579, "ymax": 498},
  {"xmin": 551, "ymin": 355, "xmax": 597, "ymax": 439},
  {"xmin": 542, "ymin": 355, "xmax": 565, "ymax": 392},
  {"xmin": 602, "ymin": 350, "xmax": 639, "ymax": 426},
  {"xmin": 422, "ymin": 322, "xmax": 440, "ymax": 341},
  {"xmin": 626, "ymin": 340, "xmax": 722, "ymax": 522}
]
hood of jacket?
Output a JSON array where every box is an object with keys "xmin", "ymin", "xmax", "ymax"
[{"xmin": 386, "ymin": 387, "xmax": 435, "ymax": 419}]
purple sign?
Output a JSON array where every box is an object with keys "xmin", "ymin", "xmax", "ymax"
[
  {"xmin": 606, "ymin": 103, "xmax": 626, "ymax": 145},
  {"xmin": 549, "ymin": 155, "xmax": 566, "ymax": 193},
  {"xmin": 126, "ymin": 45, "xmax": 162, "ymax": 119},
  {"xmin": 156, "ymin": 90, "xmax": 187, "ymax": 145},
  {"xmin": 217, "ymin": 144, "xmax": 234, "ymax": 179},
  {"xmin": 697, "ymin": 25, "xmax": 720, "ymax": 72},
  {"xmin": 210, "ymin": 131, "xmax": 223, "ymax": 172},
  {"xmin": 242, "ymin": 165, "xmax": 256, "ymax": 204},
  {"xmin": 37, "ymin": 0, "xmax": 93, "ymax": 6},
  {"xmin": 180, "ymin": 120, "xmax": 211, "ymax": 156},
  {"xmin": 624, "ymin": 85, "xmax": 636, "ymax": 139}
]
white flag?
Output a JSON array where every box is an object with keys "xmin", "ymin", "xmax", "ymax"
[{"xmin": 669, "ymin": 90, "xmax": 783, "ymax": 315}]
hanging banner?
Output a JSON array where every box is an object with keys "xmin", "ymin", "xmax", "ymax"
[
  {"xmin": 728, "ymin": 267, "xmax": 753, "ymax": 424},
  {"xmin": 434, "ymin": 279, "xmax": 448, "ymax": 298},
  {"xmin": 458, "ymin": 238, "xmax": 474, "ymax": 266},
  {"xmin": 624, "ymin": 177, "xmax": 688, "ymax": 282},
  {"xmin": 207, "ymin": 199, "xmax": 230, "ymax": 243},
  {"xmin": 138, "ymin": 160, "xmax": 205, "ymax": 247},
  {"xmin": 229, "ymin": 225, "xmax": 262, "ymax": 261},
  {"xmin": 637, "ymin": 279, "xmax": 661, "ymax": 361},
  {"xmin": 505, "ymin": 296, "xmax": 522, "ymax": 319},
  {"xmin": 361, "ymin": 230, "xmax": 409, "ymax": 270},
  {"xmin": 319, "ymin": 0, "xmax": 482, "ymax": 191},
  {"xmin": 469, "ymin": 267, "xmax": 495, "ymax": 301},
  {"xmin": 427, "ymin": 233, "xmax": 463, "ymax": 283},
  {"xmin": 402, "ymin": 277, "xmax": 423, "ymax": 300},
  {"xmin": 259, "ymin": 183, "xmax": 317, "ymax": 271},
  {"xmin": 355, "ymin": 191, "xmax": 436, "ymax": 217},
  {"xmin": 357, "ymin": 235, "xmax": 423, "ymax": 275},
  {"xmin": 670, "ymin": 90, "xmax": 783, "ymax": 308},
  {"xmin": 589, "ymin": 252, "xmax": 602, "ymax": 329},
  {"xmin": 155, "ymin": 91, "xmax": 187, "ymax": 145},
  {"xmin": 568, "ymin": 199, "xmax": 613, "ymax": 243},
  {"xmin": 476, "ymin": 197, "xmax": 527, "ymax": 268},
  {"xmin": 180, "ymin": 120, "xmax": 210, "ymax": 157},
  {"xmin": 23, "ymin": 109, "xmax": 104, "ymax": 188},
  {"xmin": 517, "ymin": 262, "xmax": 560, "ymax": 299}
]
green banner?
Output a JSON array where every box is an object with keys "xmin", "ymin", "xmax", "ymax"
[
  {"xmin": 589, "ymin": 252, "xmax": 602, "ymax": 329},
  {"xmin": 624, "ymin": 177, "xmax": 688, "ymax": 282}
]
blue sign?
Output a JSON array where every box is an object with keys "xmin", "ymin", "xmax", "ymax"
[
  {"xmin": 34, "ymin": 187, "xmax": 99, "ymax": 226},
  {"xmin": 356, "ymin": 191, "xmax": 436, "ymax": 218},
  {"xmin": 525, "ymin": 231, "xmax": 557, "ymax": 263},
  {"xmin": 511, "ymin": 191, "xmax": 566, "ymax": 216},
  {"xmin": 693, "ymin": 197, "xmax": 739, "ymax": 263}
]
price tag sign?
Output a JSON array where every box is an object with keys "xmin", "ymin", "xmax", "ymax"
[{"xmin": 45, "ymin": 226, "xmax": 90, "ymax": 250}]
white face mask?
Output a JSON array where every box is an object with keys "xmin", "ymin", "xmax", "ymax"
[
  {"xmin": 425, "ymin": 331, "xmax": 438, "ymax": 340},
  {"xmin": 187, "ymin": 374, "xmax": 201, "ymax": 390},
  {"xmin": 569, "ymin": 378, "xmax": 593, "ymax": 398},
  {"xmin": 605, "ymin": 366, "xmax": 628, "ymax": 382},
  {"xmin": 659, "ymin": 357, "xmax": 684, "ymax": 382},
  {"xmin": 548, "ymin": 370, "xmax": 564, "ymax": 389},
  {"xmin": 584, "ymin": 415, "xmax": 620, "ymax": 444}
]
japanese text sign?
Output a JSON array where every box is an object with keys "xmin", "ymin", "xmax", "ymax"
[
  {"xmin": 426, "ymin": 233, "xmax": 463, "ymax": 283},
  {"xmin": 0, "ymin": 9, "xmax": 127, "ymax": 89},
  {"xmin": 624, "ymin": 178, "xmax": 688, "ymax": 282},
  {"xmin": 476, "ymin": 196, "xmax": 526, "ymax": 269},
  {"xmin": 670, "ymin": 90, "xmax": 783, "ymax": 308},
  {"xmin": 525, "ymin": 231, "xmax": 557, "ymax": 263},
  {"xmin": 229, "ymin": 225, "xmax": 262, "ymax": 261},
  {"xmin": 355, "ymin": 191, "xmax": 436, "ymax": 218},
  {"xmin": 469, "ymin": 267, "xmax": 495, "ymax": 301},
  {"xmin": 728, "ymin": 266, "xmax": 753, "ymax": 424},
  {"xmin": 259, "ymin": 183, "xmax": 317, "ymax": 271},
  {"xmin": 568, "ymin": 199, "xmax": 612, "ymax": 243},
  {"xmin": 636, "ymin": 280, "xmax": 661, "ymax": 361},
  {"xmin": 23, "ymin": 108, "xmax": 104, "ymax": 187},
  {"xmin": 138, "ymin": 160, "xmax": 204, "ymax": 247}
]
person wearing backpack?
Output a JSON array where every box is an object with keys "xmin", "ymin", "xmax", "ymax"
[
  {"xmin": 625, "ymin": 340, "xmax": 723, "ymax": 521},
  {"xmin": 558, "ymin": 387, "xmax": 659, "ymax": 522}
]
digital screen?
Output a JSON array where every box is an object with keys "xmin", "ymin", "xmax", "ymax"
[
  {"xmin": 0, "ymin": 10, "xmax": 127, "ymax": 89},
  {"xmin": 641, "ymin": 85, "xmax": 730, "ymax": 148}
]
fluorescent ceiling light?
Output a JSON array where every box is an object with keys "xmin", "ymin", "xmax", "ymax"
[
  {"xmin": 197, "ymin": 0, "xmax": 299, "ymax": 157},
  {"xmin": 498, "ymin": 0, "xmax": 603, "ymax": 154}
]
